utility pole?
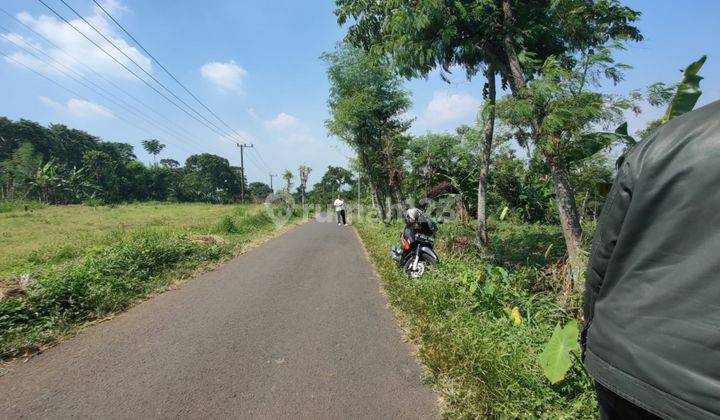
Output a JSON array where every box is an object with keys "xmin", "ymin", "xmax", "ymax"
[
  {"xmin": 236, "ymin": 143, "xmax": 253, "ymax": 202},
  {"xmin": 269, "ymin": 173, "xmax": 276, "ymax": 191}
]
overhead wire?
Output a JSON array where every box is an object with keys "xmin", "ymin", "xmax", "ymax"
[
  {"xmin": 0, "ymin": 48, "xmax": 197, "ymax": 157},
  {"xmin": 90, "ymin": 0, "xmax": 253, "ymax": 145},
  {"xmin": 0, "ymin": 5, "xmax": 206, "ymax": 146},
  {"xmin": 0, "ymin": 25, "xmax": 206, "ymax": 154},
  {"xmin": 6, "ymin": 1, "xmax": 271, "ymax": 174},
  {"xmin": 35, "ymin": 0, "xmax": 234, "ymax": 142},
  {"xmin": 55, "ymin": 0, "xmax": 241, "ymax": 143},
  {"xmin": 88, "ymin": 0, "xmax": 277, "ymax": 173}
]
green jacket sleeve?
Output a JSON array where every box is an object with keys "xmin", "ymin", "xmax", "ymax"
[{"xmin": 582, "ymin": 159, "xmax": 634, "ymax": 350}]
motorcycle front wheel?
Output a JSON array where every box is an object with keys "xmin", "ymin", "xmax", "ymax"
[{"xmin": 403, "ymin": 254, "xmax": 437, "ymax": 278}]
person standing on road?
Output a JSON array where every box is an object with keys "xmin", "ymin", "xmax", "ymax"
[
  {"xmin": 583, "ymin": 100, "xmax": 720, "ymax": 419},
  {"xmin": 334, "ymin": 195, "xmax": 346, "ymax": 226}
]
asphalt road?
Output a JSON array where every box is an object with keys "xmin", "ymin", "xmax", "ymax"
[{"xmin": 0, "ymin": 220, "xmax": 437, "ymax": 419}]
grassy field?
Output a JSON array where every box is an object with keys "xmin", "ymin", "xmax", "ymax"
[
  {"xmin": 0, "ymin": 201, "xmax": 302, "ymax": 360},
  {"xmin": 0, "ymin": 202, "xmax": 248, "ymax": 279},
  {"xmin": 355, "ymin": 220, "xmax": 596, "ymax": 418}
]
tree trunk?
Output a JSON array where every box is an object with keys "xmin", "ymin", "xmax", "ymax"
[
  {"xmin": 477, "ymin": 66, "xmax": 496, "ymax": 246},
  {"xmin": 579, "ymin": 191, "xmax": 590, "ymax": 224},
  {"xmin": 500, "ymin": 0, "xmax": 527, "ymax": 92},
  {"xmin": 370, "ymin": 181, "xmax": 386, "ymax": 221},
  {"xmin": 550, "ymin": 162, "xmax": 584, "ymax": 290}
]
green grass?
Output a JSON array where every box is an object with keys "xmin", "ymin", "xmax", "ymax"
[
  {"xmin": 0, "ymin": 202, "xmax": 301, "ymax": 360},
  {"xmin": 355, "ymin": 220, "xmax": 596, "ymax": 418},
  {"xmin": 0, "ymin": 201, "xmax": 254, "ymax": 279}
]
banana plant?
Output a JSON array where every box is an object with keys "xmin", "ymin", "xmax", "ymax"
[
  {"xmin": 570, "ymin": 55, "xmax": 707, "ymax": 164},
  {"xmin": 663, "ymin": 55, "xmax": 707, "ymax": 123}
]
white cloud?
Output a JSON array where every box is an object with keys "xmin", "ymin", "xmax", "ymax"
[
  {"xmin": 39, "ymin": 96, "xmax": 65, "ymax": 112},
  {"xmin": 200, "ymin": 60, "xmax": 247, "ymax": 93},
  {"xmin": 67, "ymin": 98, "xmax": 113, "ymax": 117},
  {"xmin": 264, "ymin": 112, "xmax": 300, "ymax": 130},
  {"xmin": 3, "ymin": 3, "xmax": 152, "ymax": 80},
  {"xmin": 422, "ymin": 90, "xmax": 481, "ymax": 125},
  {"xmin": 39, "ymin": 96, "xmax": 113, "ymax": 118}
]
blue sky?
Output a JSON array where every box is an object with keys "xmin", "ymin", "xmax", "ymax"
[{"xmin": 1, "ymin": 0, "xmax": 719, "ymax": 187}]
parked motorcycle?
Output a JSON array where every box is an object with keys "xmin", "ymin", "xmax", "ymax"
[{"xmin": 391, "ymin": 208, "xmax": 440, "ymax": 278}]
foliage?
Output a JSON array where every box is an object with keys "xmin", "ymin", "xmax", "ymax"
[
  {"xmin": 355, "ymin": 220, "xmax": 594, "ymax": 418},
  {"xmin": 178, "ymin": 153, "xmax": 242, "ymax": 203},
  {"xmin": 0, "ymin": 118, "xmax": 245, "ymax": 204},
  {"xmin": 539, "ymin": 320, "xmax": 581, "ymax": 384},
  {"xmin": 323, "ymin": 44, "xmax": 412, "ymax": 218},
  {"xmin": 297, "ymin": 165, "xmax": 312, "ymax": 204},
  {"xmin": 0, "ymin": 204, "xmax": 295, "ymax": 359},
  {"xmin": 663, "ymin": 55, "xmax": 707, "ymax": 123},
  {"xmin": 141, "ymin": 139, "xmax": 166, "ymax": 165},
  {"xmin": 311, "ymin": 165, "xmax": 354, "ymax": 204},
  {"xmin": 281, "ymin": 169, "xmax": 294, "ymax": 193},
  {"xmin": 335, "ymin": 0, "xmax": 641, "ymax": 87},
  {"xmin": 247, "ymin": 181, "xmax": 272, "ymax": 200}
]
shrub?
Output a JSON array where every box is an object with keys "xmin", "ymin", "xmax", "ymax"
[
  {"xmin": 0, "ymin": 230, "xmax": 229, "ymax": 359},
  {"xmin": 354, "ymin": 220, "xmax": 595, "ymax": 418},
  {"xmin": 212, "ymin": 215, "xmax": 239, "ymax": 234}
]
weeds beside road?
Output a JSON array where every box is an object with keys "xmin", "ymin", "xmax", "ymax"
[
  {"xmin": 355, "ymin": 220, "xmax": 596, "ymax": 418},
  {"xmin": 0, "ymin": 202, "xmax": 301, "ymax": 360}
]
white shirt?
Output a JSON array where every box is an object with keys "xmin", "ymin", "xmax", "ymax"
[{"xmin": 334, "ymin": 198, "xmax": 345, "ymax": 212}]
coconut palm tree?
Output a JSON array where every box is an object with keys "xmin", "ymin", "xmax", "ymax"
[{"xmin": 141, "ymin": 139, "xmax": 165, "ymax": 165}]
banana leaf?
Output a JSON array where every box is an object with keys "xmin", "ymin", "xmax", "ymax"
[{"xmin": 663, "ymin": 55, "xmax": 706, "ymax": 122}]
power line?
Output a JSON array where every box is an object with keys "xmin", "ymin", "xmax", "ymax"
[
  {"xmin": 87, "ymin": 0, "xmax": 276, "ymax": 173},
  {"xmin": 0, "ymin": 25, "xmax": 206, "ymax": 153},
  {"xmin": 91, "ymin": 0, "xmax": 253, "ymax": 145},
  {"xmin": 56, "ymin": 0, "xmax": 237, "ymax": 142},
  {"xmin": 0, "ymin": 5, "xmax": 206, "ymax": 146},
  {"xmin": 0, "ymin": 48, "xmax": 196, "ymax": 157},
  {"xmin": 252, "ymin": 147, "xmax": 273, "ymax": 172},
  {"xmin": 35, "ymin": 0, "xmax": 232, "ymax": 142}
]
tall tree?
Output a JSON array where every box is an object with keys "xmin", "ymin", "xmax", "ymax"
[
  {"xmin": 141, "ymin": 139, "xmax": 165, "ymax": 165},
  {"xmin": 180, "ymin": 153, "xmax": 241, "ymax": 202},
  {"xmin": 323, "ymin": 44, "xmax": 412, "ymax": 220},
  {"xmin": 335, "ymin": 0, "xmax": 642, "ymax": 280},
  {"xmin": 160, "ymin": 158, "xmax": 180, "ymax": 169}
]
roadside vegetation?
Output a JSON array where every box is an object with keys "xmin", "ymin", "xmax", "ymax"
[
  {"xmin": 328, "ymin": 0, "xmax": 712, "ymax": 417},
  {"xmin": 0, "ymin": 202, "xmax": 301, "ymax": 360},
  {"xmin": 356, "ymin": 219, "xmax": 595, "ymax": 417}
]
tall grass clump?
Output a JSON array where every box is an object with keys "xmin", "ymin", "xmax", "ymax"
[
  {"xmin": 0, "ymin": 230, "xmax": 230, "ymax": 359},
  {"xmin": 355, "ymin": 221, "xmax": 595, "ymax": 418}
]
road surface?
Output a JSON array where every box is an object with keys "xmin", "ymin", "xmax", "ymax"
[{"xmin": 0, "ymin": 220, "xmax": 437, "ymax": 419}]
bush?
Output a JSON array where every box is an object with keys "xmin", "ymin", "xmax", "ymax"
[
  {"xmin": 212, "ymin": 215, "xmax": 240, "ymax": 234},
  {"xmin": 0, "ymin": 230, "xmax": 229, "ymax": 359}
]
